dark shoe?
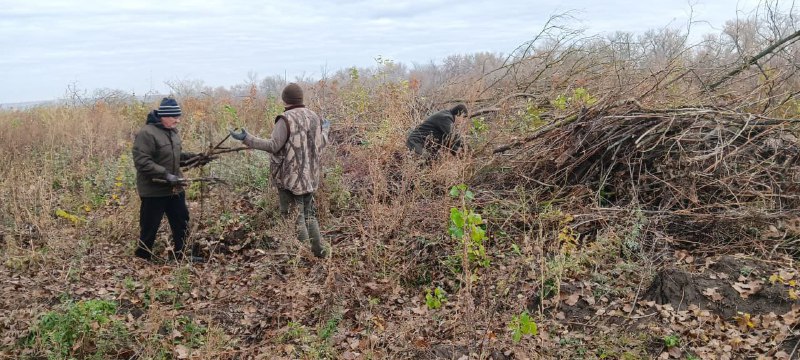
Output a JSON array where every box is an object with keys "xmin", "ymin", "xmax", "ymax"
[
  {"xmin": 312, "ymin": 247, "xmax": 329, "ymax": 258},
  {"xmin": 135, "ymin": 249, "xmax": 153, "ymax": 262},
  {"xmin": 185, "ymin": 255, "xmax": 206, "ymax": 263}
]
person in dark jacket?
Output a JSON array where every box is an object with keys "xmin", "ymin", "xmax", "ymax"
[
  {"xmin": 132, "ymin": 97, "xmax": 206, "ymax": 263},
  {"xmin": 406, "ymin": 104, "xmax": 468, "ymax": 158}
]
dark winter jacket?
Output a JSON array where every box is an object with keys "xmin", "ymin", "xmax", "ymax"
[
  {"xmin": 406, "ymin": 110, "xmax": 463, "ymax": 157},
  {"xmin": 132, "ymin": 111, "xmax": 194, "ymax": 197}
]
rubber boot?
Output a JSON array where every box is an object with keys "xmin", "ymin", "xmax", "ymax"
[{"xmin": 307, "ymin": 218, "xmax": 327, "ymax": 258}]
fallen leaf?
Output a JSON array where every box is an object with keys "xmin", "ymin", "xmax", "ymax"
[
  {"xmin": 584, "ymin": 295, "xmax": 596, "ymax": 306},
  {"xmin": 595, "ymin": 308, "xmax": 606, "ymax": 316},
  {"xmin": 342, "ymin": 351, "xmax": 359, "ymax": 360},
  {"xmin": 674, "ymin": 250, "xmax": 689, "ymax": 264},
  {"xmin": 770, "ymin": 273, "xmax": 784, "ymax": 284},
  {"xmin": 667, "ymin": 346, "xmax": 682, "ymax": 358},
  {"xmin": 702, "ymin": 287, "xmax": 724, "ymax": 302},
  {"xmin": 175, "ymin": 345, "xmax": 190, "ymax": 359},
  {"xmin": 565, "ymin": 293, "xmax": 580, "ymax": 306},
  {"xmin": 732, "ymin": 280, "xmax": 763, "ymax": 299},
  {"xmin": 783, "ymin": 309, "xmax": 800, "ymax": 325},
  {"xmin": 764, "ymin": 225, "xmax": 782, "ymax": 239},
  {"xmin": 372, "ymin": 316, "xmax": 385, "ymax": 331},
  {"xmin": 734, "ymin": 312, "xmax": 755, "ymax": 330}
]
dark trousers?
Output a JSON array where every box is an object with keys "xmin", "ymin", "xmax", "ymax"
[
  {"xmin": 278, "ymin": 189, "xmax": 326, "ymax": 257},
  {"xmin": 135, "ymin": 192, "xmax": 189, "ymax": 259}
]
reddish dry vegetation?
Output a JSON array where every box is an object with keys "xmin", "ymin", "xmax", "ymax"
[{"xmin": 3, "ymin": 7, "xmax": 800, "ymax": 359}]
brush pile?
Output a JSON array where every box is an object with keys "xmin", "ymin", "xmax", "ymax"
[{"xmin": 489, "ymin": 100, "xmax": 800, "ymax": 248}]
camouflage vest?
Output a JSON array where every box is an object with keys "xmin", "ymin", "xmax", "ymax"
[{"xmin": 270, "ymin": 107, "xmax": 326, "ymax": 195}]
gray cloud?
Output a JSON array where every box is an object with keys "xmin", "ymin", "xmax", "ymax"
[{"xmin": 0, "ymin": 0, "xmax": 767, "ymax": 103}]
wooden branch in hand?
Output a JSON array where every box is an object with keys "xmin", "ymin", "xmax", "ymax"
[
  {"xmin": 181, "ymin": 146, "xmax": 249, "ymax": 169},
  {"xmin": 210, "ymin": 146, "xmax": 249, "ymax": 155},
  {"xmin": 153, "ymin": 177, "xmax": 227, "ymax": 185}
]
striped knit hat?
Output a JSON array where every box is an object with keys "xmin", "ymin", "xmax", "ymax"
[{"xmin": 157, "ymin": 97, "xmax": 182, "ymax": 117}]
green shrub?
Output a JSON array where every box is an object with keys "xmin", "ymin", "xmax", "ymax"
[{"xmin": 26, "ymin": 299, "xmax": 129, "ymax": 359}]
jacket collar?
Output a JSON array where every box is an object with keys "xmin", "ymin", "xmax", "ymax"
[{"xmin": 284, "ymin": 104, "xmax": 305, "ymax": 111}]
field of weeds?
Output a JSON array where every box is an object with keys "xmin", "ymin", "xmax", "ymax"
[{"xmin": 3, "ymin": 9, "xmax": 800, "ymax": 360}]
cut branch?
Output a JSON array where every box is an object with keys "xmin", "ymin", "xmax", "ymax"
[{"xmin": 709, "ymin": 29, "xmax": 800, "ymax": 90}]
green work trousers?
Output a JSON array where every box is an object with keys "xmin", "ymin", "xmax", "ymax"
[{"xmin": 278, "ymin": 189, "xmax": 326, "ymax": 258}]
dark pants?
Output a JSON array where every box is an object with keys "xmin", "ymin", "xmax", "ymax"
[
  {"xmin": 278, "ymin": 189, "xmax": 326, "ymax": 257},
  {"xmin": 135, "ymin": 192, "xmax": 189, "ymax": 259}
]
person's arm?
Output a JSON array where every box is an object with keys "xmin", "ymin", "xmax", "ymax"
[
  {"xmin": 243, "ymin": 118, "xmax": 289, "ymax": 154},
  {"xmin": 447, "ymin": 133, "xmax": 463, "ymax": 154},
  {"xmin": 431, "ymin": 115, "xmax": 463, "ymax": 154},
  {"xmin": 132, "ymin": 132, "xmax": 167, "ymax": 178}
]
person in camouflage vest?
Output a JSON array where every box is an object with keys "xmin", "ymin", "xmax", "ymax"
[{"xmin": 230, "ymin": 83, "xmax": 330, "ymax": 258}]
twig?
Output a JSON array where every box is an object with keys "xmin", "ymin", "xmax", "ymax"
[{"xmin": 709, "ymin": 29, "xmax": 800, "ymax": 90}]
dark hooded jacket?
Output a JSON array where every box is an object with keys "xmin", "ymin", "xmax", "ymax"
[
  {"xmin": 406, "ymin": 110, "xmax": 463, "ymax": 157},
  {"xmin": 132, "ymin": 111, "xmax": 194, "ymax": 197}
]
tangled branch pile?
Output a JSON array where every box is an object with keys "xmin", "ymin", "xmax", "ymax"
[{"xmin": 490, "ymin": 100, "xmax": 800, "ymax": 248}]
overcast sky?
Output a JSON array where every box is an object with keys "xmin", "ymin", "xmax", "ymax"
[{"xmin": 0, "ymin": 0, "xmax": 762, "ymax": 104}]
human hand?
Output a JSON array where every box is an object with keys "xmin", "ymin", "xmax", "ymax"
[
  {"xmin": 229, "ymin": 128, "xmax": 249, "ymax": 141},
  {"xmin": 165, "ymin": 173, "xmax": 180, "ymax": 185}
]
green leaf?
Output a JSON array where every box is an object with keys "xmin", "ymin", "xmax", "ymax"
[
  {"xmin": 426, "ymin": 288, "xmax": 444, "ymax": 309},
  {"xmin": 520, "ymin": 314, "xmax": 538, "ymax": 335},
  {"xmin": 449, "ymin": 226, "xmax": 464, "ymax": 239},
  {"xmin": 449, "ymin": 186, "xmax": 460, "ymax": 197},
  {"xmin": 470, "ymin": 226, "xmax": 486, "ymax": 242},
  {"xmin": 465, "ymin": 190, "xmax": 474, "ymax": 200},
  {"xmin": 552, "ymin": 94, "xmax": 568, "ymax": 110},
  {"xmin": 511, "ymin": 244, "xmax": 522, "ymax": 256},
  {"xmin": 512, "ymin": 329, "xmax": 522, "ymax": 343},
  {"xmin": 450, "ymin": 208, "xmax": 465, "ymax": 228},
  {"xmin": 467, "ymin": 212, "xmax": 482, "ymax": 225}
]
